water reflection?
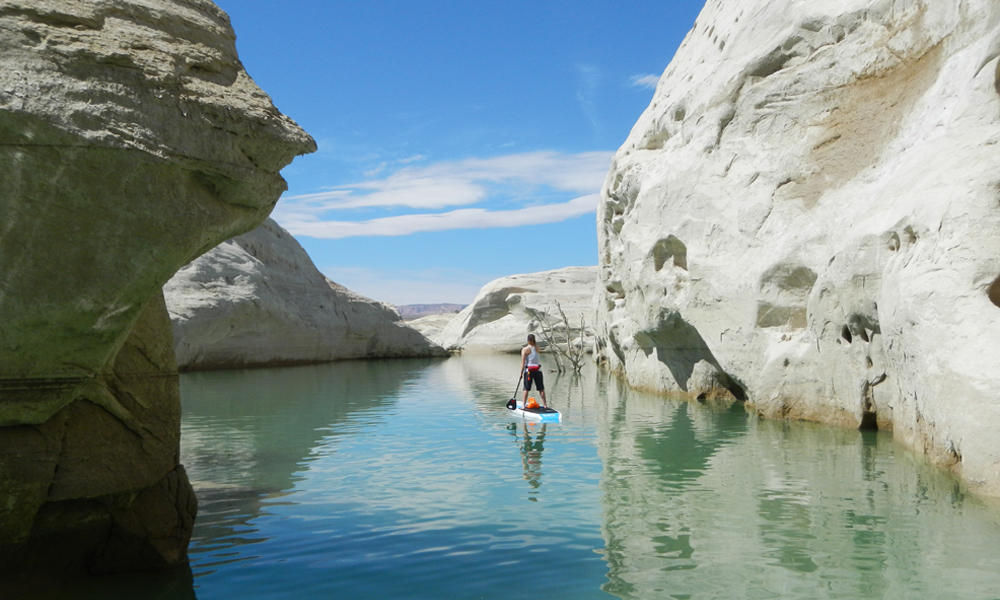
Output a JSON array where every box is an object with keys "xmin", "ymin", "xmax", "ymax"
[
  {"xmin": 597, "ymin": 393, "xmax": 1000, "ymax": 599},
  {"xmin": 36, "ymin": 355, "xmax": 1000, "ymax": 600},
  {"xmin": 511, "ymin": 422, "xmax": 547, "ymax": 495},
  {"xmin": 179, "ymin": 359, "xmax": 436, "ymax": 572},
  {"xmin": 434, "ymin": 353, "xmax": 592, "ymax": 421},
  {"xmin": 635, "ymin": 402, "xmax": 747, "ymax": 490},
  {"xmin": 183, "ymin": 355, "xmax": 610, "ymax": 600}
]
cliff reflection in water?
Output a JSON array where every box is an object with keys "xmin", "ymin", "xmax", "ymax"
[
  {"xmin": 596, "ymin": 379, "xmax": 1000, "ymax": 599},
  {"xmin": 167, "ymin": 356, "xmax": 1000, "ymax": 600},
  {"xmin": 179, "ymin": 359, "xmax": 435, "ymax": 569}
]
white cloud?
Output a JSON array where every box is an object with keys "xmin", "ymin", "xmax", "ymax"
[
  {"xmin": 362, "ymin": 154, "xmax": 427, "ymax": 178},
  {"xmin": 280, "ymin": 151, "xmax": 610, "ymax": 210},
  {"xmin": 283, "ymin": 194, "xmax": 599, "ymax": 240},
  {"xmin": 631, "ymin": 74, "xmax": 660, "ymax": 89},
  {"xmin": 281, "ymin": 178, "xmax": 486, "ymax": 212},
  {"xmin": 273, "ymin": 150, "xmax": 612, "ymax": 239}
]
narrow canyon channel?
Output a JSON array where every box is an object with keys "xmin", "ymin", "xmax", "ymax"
[{"xmin": 53, "ymin": 355, "xmax": 1000, "ymax": 599}]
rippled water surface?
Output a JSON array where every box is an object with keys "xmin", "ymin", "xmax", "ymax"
[{"xmin": 49, "ymin": 355, "xmax": 1000, "ymax": 599}]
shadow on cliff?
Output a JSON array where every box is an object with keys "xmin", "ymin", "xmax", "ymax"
[{"xmin": 633, "ymin": 311, "xmax": 746, "ymax": 401}]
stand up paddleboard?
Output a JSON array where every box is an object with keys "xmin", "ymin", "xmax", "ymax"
[{"xmin": 507, "ymin": 399, "xmax": 561, "ymax": 423}]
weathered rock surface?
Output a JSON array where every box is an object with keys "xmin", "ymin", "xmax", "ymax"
[
  {"xmin": 438, "ymin": 267, "xmax": 598, "ymax": 353},
  {"xmin": 0, "ymin": 293, "xmax": 198, "ymax": 577},
  {"xmin": 397, "ymin": 303, "xmax": 466, "ymax": 320},
  {"xmin": 0, "ymin": 0, "xmax": 313, "ymax": 577},
  {"xmin": 0, "ymin": 0, "xmax": 314, "ymax": 424},
  {"xmin": 408, "ymin": 313, "xmax": 460, "ymax": 342},
  {"xmin": 165, "ymin": 219, "xmax": 447, "ymax": 369},
  {"xmin": 595, "ymin": 0, "xmax": 1000, "ymax": 494}
]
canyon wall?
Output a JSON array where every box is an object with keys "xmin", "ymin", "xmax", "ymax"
[
  {"xmin": 595, "ymin": 0, "xmax": 1000, "ymax": 495},
  {"xmin": 0, "ymin": 0, "xmax": 313, "ymax": 577},
  {"xmin": 165, "ymin": 218, "xmax": 446, "ymax": 369},
  {"xmin": 438, "ymin": 266, "xmax": 597, "ymax": 353}
]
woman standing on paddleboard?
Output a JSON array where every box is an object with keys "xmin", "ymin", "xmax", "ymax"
[{"xmin": 519, "ymin": 334, "xmax": 548, "ymax": 408}]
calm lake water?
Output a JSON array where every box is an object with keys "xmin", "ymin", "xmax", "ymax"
[{"xmin": 37, "ymin": 355, "xmax": 1000, "ymax": 599}]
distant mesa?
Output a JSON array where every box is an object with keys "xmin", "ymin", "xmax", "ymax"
[{"xmin": 165, "ymin": 219, "xmax": 448, "ymax": 370}]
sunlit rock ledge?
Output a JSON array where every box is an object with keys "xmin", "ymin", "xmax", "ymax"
[
  {"xmin": 437, "ymin": 266, "xmax": 598, "ymax": 354},
  {"xmin": 0, "ymin": 0, "xmax": 314, "ymax": 578},
  {"xmin": 165, "ymin": 219, "xmax": 447, "ymax": 369},
  {"xmin": 595, "ymin": 0, "xmax": 1000, "ymax": 495},
  {"xmin": 408, "ymin": 312, "xmax": 462, "ymax": 342}
]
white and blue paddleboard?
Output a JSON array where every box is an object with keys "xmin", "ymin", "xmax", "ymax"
[{"xmin": 507, "ymin": 400, "xmax": 561, "ymax": 422}]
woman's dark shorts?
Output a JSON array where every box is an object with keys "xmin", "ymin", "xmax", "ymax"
[{"xmin": 524, "ymin": 368, "xmax": 544, "ymax": 391}]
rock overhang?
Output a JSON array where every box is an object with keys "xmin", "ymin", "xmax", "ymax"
[{"xmin": 0, "ymin": 0, "xmax": 315, "ymax": 425}]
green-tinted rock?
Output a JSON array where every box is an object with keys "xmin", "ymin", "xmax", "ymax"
[
  {"xmin": 0, "ymin": 0, "xmax": 313, "ymax": 577},
  {"xmin": 0, "ymin": 0, "xmax": 315, "ymax": 426}
]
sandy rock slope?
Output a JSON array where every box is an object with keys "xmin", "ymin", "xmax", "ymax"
[{"xmin": 165, "ymin": 219, "xmax": 446, "ymax": 369}]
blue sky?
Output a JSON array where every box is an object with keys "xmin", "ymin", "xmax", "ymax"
[{"xmin": 214, "ymin": 0, "xmax": 706, "ymax": 305}]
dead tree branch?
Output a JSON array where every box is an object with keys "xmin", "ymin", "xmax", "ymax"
[{"xmin": 526, "ymin": 300, "xmax": 587, "ymax": 374}]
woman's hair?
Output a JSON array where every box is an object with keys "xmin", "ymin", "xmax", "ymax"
[{"xmin": 527, "ymin": 334, "xmax": 536, "ymax": 344}]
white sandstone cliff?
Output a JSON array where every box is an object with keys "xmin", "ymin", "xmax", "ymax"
[
  {"xmin": 595, "ymin": 0, "xmax": 1000, "ymax": 495},
  {"xmin": 165, "ymin": 219, "xmax": 446, "ymax": 369},
  {"xmin": 407, "ymin": 313, "xmax": 460, "ymax": 342},
  {"xmin": 0, "ymin": 0, "xmax": 314, "ymax": 575},
  {"xmin": 437, "ymin": 266, "xmax": 597, "ymax": 353}
]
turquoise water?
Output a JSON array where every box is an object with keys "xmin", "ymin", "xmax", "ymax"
[{"xmin": 34, "ymin": 355, "xmax": 1000, "ymax": 598}]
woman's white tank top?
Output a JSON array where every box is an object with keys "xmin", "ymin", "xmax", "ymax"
[{"xmin": 526, "ymin": 345, "xmax": 541, "ymax": 367}]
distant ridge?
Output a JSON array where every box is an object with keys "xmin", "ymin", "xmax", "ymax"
[{"xmin": 396, "ymin": 303, "xmax": 466, "ymax": 320}]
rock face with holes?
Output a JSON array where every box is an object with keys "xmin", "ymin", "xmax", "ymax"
[
  {"xmin": 437, "ymin": 266, "xmax": 598, "ymax": 354},
  {"xmin": 596, "ymin": 0, "xmax": 1000, "ymax": 494},
  {"xmin": 0, "ymin": 0, "xmax": 314, "ymax": 577},
  {"xmin": 165, "ymin": 219, "xmax": 447, "ymax": 369}
]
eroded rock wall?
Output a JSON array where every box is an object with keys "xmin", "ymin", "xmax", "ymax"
[
  {"xmin": 596, "ymin": 0, "xmax": 1000, "ymax": 494},
  {"xmin": 438, "ymin": 266, "xmax": 598, "ymax": 353},
  {"xmin": 165, "ymin": 218, "xmax": 447, "ymax": 369},
  {"xmin": 0, "ymin": 0, "xmax": 313, "ymax": 576},
  {"xmin": 0, "ymin": 294, "xmax": 197, "ymax": 576}
]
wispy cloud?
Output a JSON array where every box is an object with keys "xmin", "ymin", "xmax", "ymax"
[
  {"xmin": 285, "ymin": 194, "xmax": 599, "ymax": 239},
  {"xmin": 363, "ymin": 154, "xmax": 428, "ymax": 178},
  {"xmin": 630, "ymin": 74, "xmax": 660, "ymax": 89},
  {"xmin": 274, "ymin": 150, "xmax": 611, "ymax": 239}
]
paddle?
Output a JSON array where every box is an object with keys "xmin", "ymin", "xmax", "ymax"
[{"xmin": 506, "ymin": 372, "xmax": 521, "ymax": 410}]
